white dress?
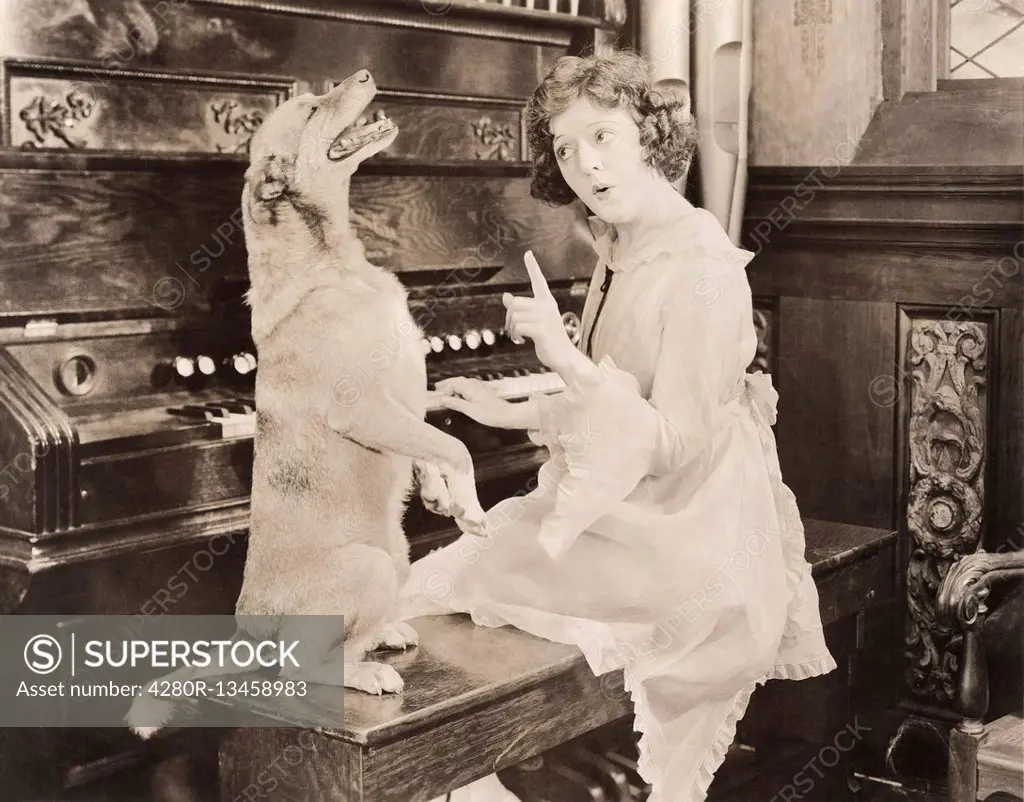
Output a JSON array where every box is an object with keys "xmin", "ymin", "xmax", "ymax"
[{"xmin": 401, "ymin": 198, "xmax": 837, "ymax": 802}]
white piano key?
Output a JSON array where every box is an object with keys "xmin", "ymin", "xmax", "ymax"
[
  {"xmin": 217, "ymin": 412, "xmax": 256, "ymax": 438},
  {"xmin": 426, "ymin": 371, "xmax": 565, "ymax": 412}
]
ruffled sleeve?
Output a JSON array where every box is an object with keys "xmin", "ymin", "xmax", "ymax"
[{"xmin": 527, "ymin": 250, "xmax": 754, "ymax": 559}]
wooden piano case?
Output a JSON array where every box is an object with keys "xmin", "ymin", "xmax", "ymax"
[{"xmin": 0, "ymin": 0, "xmax": 630, "ymax": 796}]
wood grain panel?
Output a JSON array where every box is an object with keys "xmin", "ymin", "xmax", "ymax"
[
  {"xmin": 3, "ymin": 58, "xmax": 295, "ymax": 153},
  {"xmin": 366, "ymin": 91, "xmax": 524, "ymax": 163},
  {"xmin": 0, "ymin": 164, "xmax": 596, "ymax": 319},
  {"xmin": 348, "ymin": 174, "xmax": 594, "ymax": 281},
  {"xmin": 0, "ymin": 0, "xmax": 570, "ymax": 98},
  {"xmin": 362, "ymin": 662, "xmax": 631, "ymax": 799},
  {"xmin": 747, "ymin": 246, "xmax": 1024, "ymax": 306},
  {"xmin": 854, "ymin": 82, "xmax": 1024, "ymax": 166},
  {"xmin": 994, "ymin": 305, "xmax": 1023, "ymax": 552},
  {"xmin": 77, "ymin": 438, "xmax": 253, "ymax": 525},
  {"xmin": 0, "ymin": 161, "xmax": 248, "ymax": 319},
  {"xmin": 775, "ymin": 296, "xmax": 896, "ymax": 528}
]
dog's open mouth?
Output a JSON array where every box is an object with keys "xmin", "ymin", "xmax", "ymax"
[{"xmin": 327, "ymin": 109, "xmax": 396, "ymax": 161}]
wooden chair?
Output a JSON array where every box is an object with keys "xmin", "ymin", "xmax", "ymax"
[{"xmin": 936, "ymin": 548, "xmax": 1024, "ymax": 802}]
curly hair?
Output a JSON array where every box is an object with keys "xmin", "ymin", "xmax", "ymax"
[{"xmin": 524, "ymin": 50, "xmax": 698, "ymax": 207}]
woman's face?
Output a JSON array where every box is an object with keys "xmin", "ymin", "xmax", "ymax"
[{"xmin": 549, "ymin": 95, "xmax": 655, "ymax": 223}]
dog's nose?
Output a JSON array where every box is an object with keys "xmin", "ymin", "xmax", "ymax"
[{"xmin": 357, "ymin": 70, "xmax": 371, "ymax": 83}]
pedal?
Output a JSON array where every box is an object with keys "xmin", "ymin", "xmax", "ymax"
[
  {"xmin": 601, "ymin": 748, "xmax": 649, "ymax": 799},
  {"xmin": 548, "ymin": 759, "xmax": 609, "ymax": 801},
  {"xmin": 563, "ymin": 745, "xmax": 632, "ymax": 801},
  {"xmin": 499, "ymin": 755, "xmax": 609, "ymax": 802}
]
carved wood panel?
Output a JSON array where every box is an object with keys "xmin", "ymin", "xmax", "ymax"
[
  {"xmin": 899, "ymin": 311, "xmax": 992, "ymax": 705},
  {"xmin": 3, "ymin": 58, "xmax": 296, "ymax": 154}
]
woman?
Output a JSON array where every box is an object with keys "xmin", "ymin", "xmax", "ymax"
[{"xmin": 403, "ymin": 51, "xmax": 836, "ymax": 802}]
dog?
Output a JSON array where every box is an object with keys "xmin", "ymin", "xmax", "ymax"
[{"xmin": 126, "ymin": 69, "xmax": 488, "ymax": 739}]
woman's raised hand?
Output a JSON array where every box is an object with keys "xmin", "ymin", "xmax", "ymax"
[
  {"xmin": 432, "ymin": 377, "xmax": 537, "ymax": 430},
  {"xmin": 502, "ymin": 251, "xmax": 574, "ymax": 371}
]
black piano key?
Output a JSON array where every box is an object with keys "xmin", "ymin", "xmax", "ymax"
[
  {"xmin": 167, "ymin": 405, "xmax": 216, "ymax": 420},
  {"xmin": 219, "ymin": 402, "xmax": 252, "ymax": 414}
]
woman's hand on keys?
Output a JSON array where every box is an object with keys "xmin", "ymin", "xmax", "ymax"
[{"xmin": 433, "ymin": 377, "xmax": 537, "ymax": 431}]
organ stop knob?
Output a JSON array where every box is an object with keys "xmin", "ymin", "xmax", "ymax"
[
  {"xmin": 173, "ymin": 356, "xmax": 195, "ymax": 378},
  {"xmin": 196, "ymin": 355, "xmax": 216, "ymax": 376},
  {"xmin": 232, "ymin": 352, "xmax": 257, "ymax": 375}
]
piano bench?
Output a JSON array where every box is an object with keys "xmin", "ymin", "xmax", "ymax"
[
  {"xmin": 215, "ymin": 519, "xmax": 896, "ymax": 802},
  {"xmin": 217, "ymin": 614, "xmax": 633, "ymax": 802}
]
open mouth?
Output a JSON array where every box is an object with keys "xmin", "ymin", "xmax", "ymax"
[
  {"xmin": 592, "ymin": 184, "xmax": 613, "ymax": 198},
  {"xmin": 327, "ymin": 109, "xmax": 397, "ymax": 161}
]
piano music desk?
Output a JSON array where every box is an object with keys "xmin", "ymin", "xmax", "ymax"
[{"xmin": 217, "ymin": 520, "xmax": 897, "ymax": 802}]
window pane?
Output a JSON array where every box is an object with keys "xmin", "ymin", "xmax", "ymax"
[{"xmin": 950, "ymin": 0, "xmax": 1024, "ymax": 78}]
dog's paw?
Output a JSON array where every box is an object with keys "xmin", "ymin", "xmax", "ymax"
[
  {"xmin": 344, "ymin": 661, "xmax": 404, "ymax": 695},
  {"xmin": 444, "ymin": 469, "xmax": 489, "ymax": 538},
  {"xmin": 455, "ymin": 509, "xmax": 490, "ymax": 540},
  {"xmin": 131, "ymin": 726, "xmax": 162, "ymax": 741},
  {"xmin": 370, "ymin": 621, "xmax": 419, "ymax": 651},
  {"xmin": 414, "ymin": 461, "xmax": 454, "ymax": 517}
]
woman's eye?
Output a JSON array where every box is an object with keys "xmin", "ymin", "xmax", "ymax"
[
  {"xmin": 595, "ymin": 129, "xmax": 614, "ymax": 144},
  {"xmin": 555, "ymin": 145, "xmax": 571, "ymax": 160}
]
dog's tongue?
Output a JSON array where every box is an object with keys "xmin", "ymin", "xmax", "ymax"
[{"xmin": 327, "ymin": 112, "xmax": 394, "ymax": 161}]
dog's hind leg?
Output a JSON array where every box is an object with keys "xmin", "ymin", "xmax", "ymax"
[
  {"xmin": 327, "ymin": 397, "xmax": 488, "ymax": 537},
  {"xmin": 278, "ymin": 543, "xmax": 409, "ymax": 695}
]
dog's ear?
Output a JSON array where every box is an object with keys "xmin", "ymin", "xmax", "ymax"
[{"xmin": 246, "ymin": 156, "xmax": 288, "ymax": 203}]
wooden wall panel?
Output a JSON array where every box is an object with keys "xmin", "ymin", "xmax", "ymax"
[
  {"xmin": 774, "ymin": 296, "xmax": 897, "ymax": 529},
  {"xmin": 744, "ymin": 164, "xmax": 1023, "ymax": 786},
  {"xmin": 994, "ymin": 305, "xmax": 1023, "ymax": 551}
]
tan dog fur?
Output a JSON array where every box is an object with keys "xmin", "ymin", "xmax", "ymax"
[{"xmin": 126, "ymin": 69, "xmax": 486, "ymax": 739}]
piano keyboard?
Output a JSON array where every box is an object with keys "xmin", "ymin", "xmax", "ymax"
[
  {"xmin": 162, "ymin": 369, "xmax": 565, "ymax": 436},
  {"xmin": 162, "ymin": 374, "xmax": 565, "ymax": 434}
]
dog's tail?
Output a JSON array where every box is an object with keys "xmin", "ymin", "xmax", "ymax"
[{"xmin": 125, "ymin": 635, "xmax": 254, "ymax": 740}]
